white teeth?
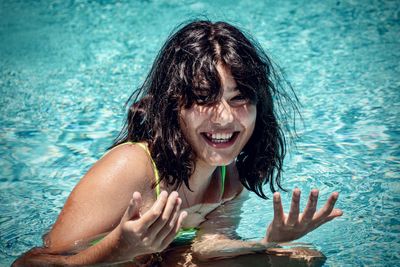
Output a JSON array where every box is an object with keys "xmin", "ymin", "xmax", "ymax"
[{"xmin": 206, "ymin": 132, "xmax": 234, "ymax": 143}]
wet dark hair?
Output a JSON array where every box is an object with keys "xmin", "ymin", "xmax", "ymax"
[{"xmin": 112, "ymin": 20, "xmax": 299, "ymax": 199}]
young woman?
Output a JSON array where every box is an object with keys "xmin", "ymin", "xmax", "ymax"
[{"xmin": 14, "ymin": 20, "xmax": 343, "ymax": 266}]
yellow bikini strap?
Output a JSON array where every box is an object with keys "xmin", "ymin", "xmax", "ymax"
[{"xmin": 134, "ymin": 143, "xmax": 161, "ymax": 197}]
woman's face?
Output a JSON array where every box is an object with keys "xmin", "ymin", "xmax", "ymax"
[{"xmin": 179, "ymin": 64, "xmax": 257, "ymax": 166}]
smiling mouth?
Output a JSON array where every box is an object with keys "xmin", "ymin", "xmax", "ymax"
[{"xmin": 200, "ymin": 131, "xmax": 240, "ymax": 148}]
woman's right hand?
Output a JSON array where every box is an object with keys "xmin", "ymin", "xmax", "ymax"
[
  {"xmin": 12, "ymin": 191, "xmax": 187, "ymax": 266},
  {"xmin": 116, "ymin": 190, "xmax": 187, "ymax": 260}
]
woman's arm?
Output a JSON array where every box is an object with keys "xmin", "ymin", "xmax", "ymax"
[
  {"xmin": 13, "ymin": 225, "xmax": 129, "ymax": 266},
  {"xmin": 191, "ymin": 188, "xmax": 343, "ymax": 261},
  {"xmin": 190, "ymin": 190, "xmax": 271, "ymax": 261},
  {"xmin": 14, "ymin": 191, "xmax": 187, "ymax": 266},
  {"xmin": 13, "ymin": 144, "xmax": 186, "ymax": 266}
]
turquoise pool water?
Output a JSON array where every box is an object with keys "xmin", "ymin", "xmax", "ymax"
[{"xmin": 1, "ymin": 0, "xmax": 399, "ymax": 266}]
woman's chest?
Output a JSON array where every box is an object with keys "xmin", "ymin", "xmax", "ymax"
[{"xmin": 181, "ymin": 202, "xmax": 221, "ymax": 228}]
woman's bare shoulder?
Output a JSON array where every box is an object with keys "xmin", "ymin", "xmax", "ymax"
[
  {"xmin": 94, "ymin": 143, "xmax": 153, "ymax": 184},
  {"xmin": 72, "ymin": 143, "xmax": 155, "ymax": 194}
]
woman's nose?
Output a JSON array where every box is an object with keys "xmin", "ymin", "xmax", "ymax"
[{"xmin": 210, "ymin": 99, "xmax": 234, "ymax": 125}]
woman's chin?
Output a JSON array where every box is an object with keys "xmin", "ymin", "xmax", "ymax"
[
  {"xmin": 195, "ymin": 147, "xmax": 240, "ymax": 167},
  {"xmin": 204, "ymin": 155, "xmax": 235, "ymax": 166}
]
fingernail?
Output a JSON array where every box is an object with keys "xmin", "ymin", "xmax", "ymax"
[{"xmin": 333, "ymin": 209, "xmax": 343, "ymax": 216}]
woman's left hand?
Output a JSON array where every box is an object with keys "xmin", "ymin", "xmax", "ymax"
[{"xmin": 262, "ymin": 189, "xmax": 343, "ymax": 243}]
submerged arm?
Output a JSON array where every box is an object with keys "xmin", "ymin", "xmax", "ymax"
[
  {"xmin": 14, "ymin": 192, "xmax": 187, "ymax": 267},
  {"xmin": 13, "ymin": 226, "xmax": 132, "ymax": 266},
  {"xmin": 191, "ymin": 189, "xmax": 273, "ymax": 261},
  {"xmin": 191, "ymin": 188, "xmax": 343, "ymax": 261}
]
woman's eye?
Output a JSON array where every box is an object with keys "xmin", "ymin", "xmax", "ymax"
[
  {"xmin": 230, "ymin": 95, "xmax": 249, "ymax": 105},
  {"xmin": 196, "ymin": 96, "xmax": 213, "ymax": 105}
]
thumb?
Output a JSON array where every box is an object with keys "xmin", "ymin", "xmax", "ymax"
[{"xmin": 121, "ymin": 192, "xmax": 142, "ymax": 223}]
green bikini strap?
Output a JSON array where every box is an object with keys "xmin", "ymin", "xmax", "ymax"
[{"xmin": 220, "ymin": 165, "xmax": 226, "ymax": 196}]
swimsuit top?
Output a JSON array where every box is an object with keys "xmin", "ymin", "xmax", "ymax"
[{"xmin": 91, "ymin": 142, "xmax": 226, "ymax": 246}]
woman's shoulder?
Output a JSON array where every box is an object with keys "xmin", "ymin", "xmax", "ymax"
[
  {"xmin": 100, "ymin": 142, "xmax": 149, "ymax": 166},
  {"xmin": 83, "ymin": 142, "xmax": 155, "ymax": 192}
]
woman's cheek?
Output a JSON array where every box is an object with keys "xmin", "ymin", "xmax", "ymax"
[{"xmin": 234, "ymin": 104, "xmax": 257, "ymax": 125}]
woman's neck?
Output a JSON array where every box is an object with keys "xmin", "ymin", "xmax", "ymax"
[
  {"xmin": 190, "ymin": 159, "xmax": 217, "ymax": 193},
  {"xmin": 178, "ymin": 159, "xmax": 218, "ymax": 206}
]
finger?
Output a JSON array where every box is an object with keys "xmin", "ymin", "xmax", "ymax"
[
  {"xmin": 286, "ymin": 188, "xmax": 300, "ymax": 227},
  {"xmin": 155, "ymin": 197, "xmax": 182, "ymax": 242},
  {"xmin": 160, "ymin": 210, "xmax": 188, "ymax": 249},
  {"xmin": 313, "ymin": 208, "xmax": 343, "ymax": 229},
  {"xmin": 314, "ymin": 192, "xmax": 339, "ymax": 220},
  {"xmin": 147, "ymin": 191, "xmax": 179, "ymax": 235},
  {"xmin": 300, "ymin": 189, "xmax": 318, "ymax": 224},
  {"xmin": 121, "ymin": 192, "xmax": 142, "ymax": 223},
  {"xmin": 272, "ymin": 192, "xmax": 284, "ymax": 226},
  {"xmin": 139, "ymin": 191, "xmax": 169, "ymax": 228},
  {"xmin": 326, "ymin": 208, "xmax": 343, "ymax": 220}
]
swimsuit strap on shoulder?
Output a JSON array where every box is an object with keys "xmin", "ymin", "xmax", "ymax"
[
  {"xmin": 103, "ymin": 142, "xmax": 161, "ymax": 197},
  {"xmin": 133, "ymin": 143, "xmax": 161, "ymax": 198}
]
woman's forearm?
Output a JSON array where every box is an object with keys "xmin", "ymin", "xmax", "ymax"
[
  {"xmin": 12, "ymin": 247, "xmax": 69, "ymax": 267},
  {"xmin": 68, "ymin": 226, "xmax": 132, "ymax": 265},
  {"xmin": 13, "ymin": 227, "xmax": 138, "ymax": 266},
  {"xmin": 191, "ymin": 235, "xmax": 274, "ymax": 261}
]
